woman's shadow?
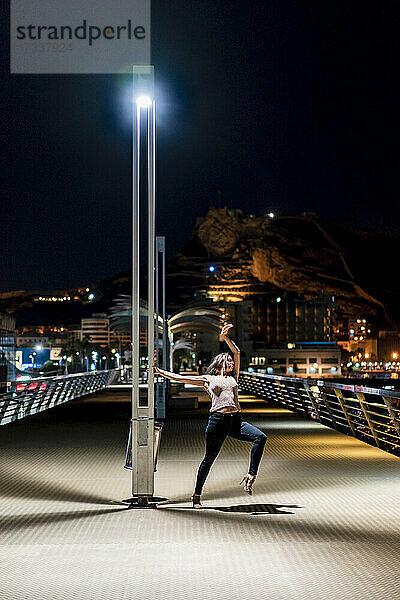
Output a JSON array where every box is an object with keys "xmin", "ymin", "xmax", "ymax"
[{"xmin": 162, "ymin": 502, "xmax": 302, "ymax": 515}]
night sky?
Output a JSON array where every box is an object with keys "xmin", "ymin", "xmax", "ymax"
[{"xmin": 1, "ymin": 1, "xmax": 399, "ymax": 292}]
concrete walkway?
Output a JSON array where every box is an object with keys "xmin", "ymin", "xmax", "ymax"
[{"xmin": 0, "ymin": 388, "xmax": 399, "ymax": 600}]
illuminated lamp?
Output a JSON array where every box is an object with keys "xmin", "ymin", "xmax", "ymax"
[{"xmin": 136, "ymin": 95, "xmax": 152, "ymax": 108}]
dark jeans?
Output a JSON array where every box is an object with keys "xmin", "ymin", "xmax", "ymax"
[{"xmin": 194, "ymin": 411, "xmax": 267, "ymax": 495}]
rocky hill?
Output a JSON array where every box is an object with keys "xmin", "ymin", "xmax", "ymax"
[{"xmin": 170, "ymin": 208, "xmax": 400, "ymax": 327}]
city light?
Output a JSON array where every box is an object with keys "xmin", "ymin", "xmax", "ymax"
[
  {"xmin": 268, "ymin": 212, "xmax": 275, "ymax": 218},
  {"xmin": 393, "ymin": 353, "xmax": 398, "ymax": 359},
  {"xmin": 35, "ymin": 345, "xmax": 42, "ymax": 350},
  {"xmin": 35, "ymin": 296, "xmax": 72, "ymax": 302},
  {"xmin": 209, "ymin": 266, "xmax": 216, "ymax": 272},
  {"xmin": 276, "ymin": 297, "xmax": 282, "ymax": 303},
  {"xmin": 88, "ymin": 293, "xmax": 94, "ymax": 300}
]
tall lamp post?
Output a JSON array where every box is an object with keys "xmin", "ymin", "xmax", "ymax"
[{"xmin": 124, "ymin": 65, "xmax": 165, "ymax": 508}]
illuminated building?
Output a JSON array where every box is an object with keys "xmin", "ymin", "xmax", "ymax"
[
  {"xmin": 0, "ymin": 313, "xmax": 16, "ymax": 388},
  {"xmin": 248, "ymin": 342, "xmax": 341, "ymax": 377}
]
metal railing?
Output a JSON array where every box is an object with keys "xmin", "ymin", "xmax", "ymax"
[
  {"xmin": 239, "ymin": 372, "xmax": 400, "ymax": 456},
  {"xmin": 0, "ymin": 369, "xmax": 120, "ymax": 426}
]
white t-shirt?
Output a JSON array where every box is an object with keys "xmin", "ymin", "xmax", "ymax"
[{"xmin": 204, "ymin": 374, "xmax": 240, "ymax": 413}]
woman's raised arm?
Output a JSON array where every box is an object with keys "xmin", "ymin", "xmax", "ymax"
[
  {"xmin": 154, "ymin": 366, "xmax": 207, "ymax": 387},
  {"xmin": 220, "ymin": 324, "xmax": 240, "ymax": 381}
]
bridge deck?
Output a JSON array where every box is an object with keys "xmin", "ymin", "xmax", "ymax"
[{"xmin": 0, "ymin": 389, "xmax": 399, "ymax": 600}]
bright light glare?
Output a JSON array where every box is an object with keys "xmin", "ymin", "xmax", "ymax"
[{"xmin": 136, "ymin": 95, "xmax": 152, "ymax": 108}]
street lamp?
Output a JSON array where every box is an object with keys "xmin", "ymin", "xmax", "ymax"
[
  {"xmin": 29, "ymin": 353, "xmax": 36, "ymax": 371},
  {"xmin": 127, "ymin": 65, "xmax": 159, "ymax": 507},
  {"xmin": 136, "ymin": 95, "xmax": 152, "ymax": 108}
]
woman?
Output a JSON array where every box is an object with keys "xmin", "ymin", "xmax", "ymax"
[{"xmin": 154, "ymin": 324, "xmax": 267, "ymax": 509}]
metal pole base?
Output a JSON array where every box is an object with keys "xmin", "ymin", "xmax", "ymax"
[{"xmin": 121, "ymin": 495, "xmax": 168, "ymax": 509}]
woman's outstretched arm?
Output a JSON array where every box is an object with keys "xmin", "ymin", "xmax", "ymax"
[
  {"xmin": 220, "ymin": 324, "xmax": 240, "ymax": 381},
  {"xmin": 154, "ymin": 366, "xmax": 207, "ymax": 387}
]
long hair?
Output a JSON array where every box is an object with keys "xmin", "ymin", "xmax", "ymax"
[{"xmin": 205, "ymin": 352, "xmax": 236, "ymax": 378}]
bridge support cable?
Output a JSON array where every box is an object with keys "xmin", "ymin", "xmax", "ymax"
[{"xmin": 334, "ymin": 388, "xmax": 357, "ymax": 436}]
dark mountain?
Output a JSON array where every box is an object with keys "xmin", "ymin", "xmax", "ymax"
[{"xmin": 167, "ymin": 208, "xmax": 400, "ymax": 328}]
